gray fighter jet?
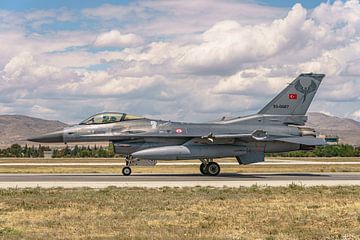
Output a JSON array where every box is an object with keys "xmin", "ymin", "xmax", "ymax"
[{"xmin": 29, "ymin": 73, "xmax": 326, "ymax": 176}]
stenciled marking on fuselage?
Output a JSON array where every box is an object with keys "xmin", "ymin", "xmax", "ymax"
[{"xmin": 273, "ymin": 104, "xmax": 289, "ymax": 109}]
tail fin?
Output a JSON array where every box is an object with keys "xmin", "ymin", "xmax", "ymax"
[{"xmin": 258, "ymin": 73, "xmax": 324, "ymax": 115}]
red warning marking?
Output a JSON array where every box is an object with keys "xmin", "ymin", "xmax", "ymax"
[
  {"xmin": 288, "ymin": 93, "xmax": 297, "ymax": 100},
  {"xmin": 175, "ymin": 128, "xmax": 183, "ymax": 134}
]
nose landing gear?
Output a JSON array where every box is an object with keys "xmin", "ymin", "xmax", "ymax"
[
  {"xmin": 122, "ymin": 166, "xmax": 132, "ymax": 176},
  {"xmin": 122, "ymin": 156, "xmax": 133, "ymax": 176},
  {"xmin": 122, "ymin": 156, "xmax": 157, "ymax": 176},
  {"xmin": 199, "ymin": 159, "xmax": 220, "ymax": 176}
]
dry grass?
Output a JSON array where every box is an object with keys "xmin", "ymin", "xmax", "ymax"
[{"xmin": 0, "ymin": 186, "xmax": 359, "ymax": 240}]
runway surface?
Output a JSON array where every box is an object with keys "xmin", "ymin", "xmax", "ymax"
[{"xmin": 1, "ymin": 173, "xmax": 360, "ymax": 188}]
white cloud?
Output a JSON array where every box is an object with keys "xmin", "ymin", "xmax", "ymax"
[
  {"xmin": 3, "ymin": 51, "xmax": 35, "ymax": 79},
  {"xmin": 351, "ymin": 109, "xmax": 360, "ymax": 121},
  {"xmin": 2, "ymin": 1, "xmax": 360, "ymax": 123},
  {"xmin": 31, "ymin": 104, "xmax": 56, "ymax": 114},
  {"xmin": 94, "ymin": 30, "xmax": 143, "ymax": 48},
  {"xmin": 0, "ymin": 105, "xmax": 14, "ymax": 114},
  {"xmin": 58, "ymin": 71, "xmax": 159, "ymax": 96},
  {"xmin": 39, "ymin": 50, "xmax": 123, "ymax": 69},
  {"xmin": 3, "ymin": 52, "xmax": 59, "ymax": 84},
  {"xmin": 177, "ymin": 4, "xmax": 308, "ymax": 74},
  {"xmin": 213, "ymin": 68, "xmax": 288, "ymax": 96},
  {"xmin": 0, "ymin": 30, "xmax": 95, "ymax": 68},
  {"xmin": 83, "ymin": 1, "xmax": 285, "ymax": 38}
]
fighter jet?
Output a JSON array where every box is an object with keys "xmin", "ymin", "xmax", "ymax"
[{"xmin": 29, "ymin": 73, "xmax": 326, "ymax": 176}]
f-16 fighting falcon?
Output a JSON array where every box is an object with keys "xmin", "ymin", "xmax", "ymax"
[{"xmin": 29, "ymin": 73, "xmax": 326, "ymax": 176}]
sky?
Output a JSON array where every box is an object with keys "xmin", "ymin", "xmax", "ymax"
[{"xmin": 1, "ymin": 0, "xmax": 360, "ymax": 123}]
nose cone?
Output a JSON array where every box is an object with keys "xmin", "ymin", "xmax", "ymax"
[{"xmin": 27, "ymin": 130, "xmax": 64, "ymax": 143}]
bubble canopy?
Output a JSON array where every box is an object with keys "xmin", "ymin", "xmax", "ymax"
[{"xmin": 79, "ymin": 112, "xmax": 143, "ymax": 125}]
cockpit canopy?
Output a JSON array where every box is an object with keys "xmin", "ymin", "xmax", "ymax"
[{"xmin": 80, "ymin": 112, "xmax": 143, "ymax": 125}]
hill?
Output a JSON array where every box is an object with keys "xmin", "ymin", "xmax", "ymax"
[
  {"xmin": 0, "ymin": 115, "xmax": 68, "ymax": 147},
  {"xmin": 307, "ymin": 112, "xmax": 360, "ymax": 146}
]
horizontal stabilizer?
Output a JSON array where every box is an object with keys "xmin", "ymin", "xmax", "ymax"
[{"xmin": 275, "ymin": 137, "xmax": 326, "ymax": 146}]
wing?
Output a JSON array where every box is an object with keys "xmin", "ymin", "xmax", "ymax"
[
  {"xmin": 274, "ymin": 136, "xmax": 326, "ymax": 146},
  {"xmin": 112, "ymin": 129, "xmax": 325, "ymax": 146}
]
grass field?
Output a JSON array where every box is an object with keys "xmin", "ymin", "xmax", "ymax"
[{"xmin": 0, "ymin": 186, "xmax": 359, "ymax": 240}]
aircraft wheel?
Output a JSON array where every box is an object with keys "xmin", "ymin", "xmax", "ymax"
[
  {"xmin": 206, "ymin": 162, "xmax": 220, "ymax": 176},
  {"xmin": 122, "ymin": 167, "xmax": 132, "ymax": 176},
  {"xmin": 200, "ymin": 163, "xmax": 208, "ymax": 175}
]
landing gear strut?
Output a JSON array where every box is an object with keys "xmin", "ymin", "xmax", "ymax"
[
  {"xmin": 199, "ymin": 159, "xmax": 220, "ymax": 176},
  {"xmin": 122, "ymin": 156, "xmax": 133, "ymax": 176}
]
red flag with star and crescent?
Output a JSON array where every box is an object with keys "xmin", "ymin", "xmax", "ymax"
[{"xmin": 288, "ymin": 93, "xmax": 297, "ymax": 100}]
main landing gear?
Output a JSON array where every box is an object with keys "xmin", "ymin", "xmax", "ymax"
[{"xmin": 199, "ymin": 159, "xmax": 220, "ymax": 176}]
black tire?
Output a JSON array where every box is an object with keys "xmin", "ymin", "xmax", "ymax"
[
  {"xmin": 206, "ymin": 162, "xmax": 220, "ymax": 176},
  {"xmin": 122, "ymin": 167, "xmax": 132, "ymax": 176},
  {"xmin": 200, "ymin": 163, "xmax": 208, "ymax": 175}
]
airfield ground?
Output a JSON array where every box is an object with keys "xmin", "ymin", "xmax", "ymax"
[
  {"xmin": 0, "ymin": 186, "xmax": 359, "ymax": 240},
  {"xmin": 0, "ymin": 157, "xmax": 359, "ymax": 174},
  {"xmin": 0, "ymin": 157, "xmax": 359, "ymax": 239}
]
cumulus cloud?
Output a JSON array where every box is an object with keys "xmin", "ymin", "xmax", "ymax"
[
  {"xmin": 213, "ymin": 68, "xmax": 288, "ymax": 96},
  {"xmin": 3, "ymin": 52, "xmax": 58, "ymax": 82},
  {"xmin": 94, "ymin": 30, "xmax": 143, "ymax": 48},
  {"xmin": 83, "ymin": 1, "xmax": 285, "ymax": 38},
  {"xmin": 2, "ymin": 1, "xmax": 360, "ymax": 123},
  {"xmin": 58, "ymin": 71, "xmax": 159, "ymax": 97},
  {"xmin": 177, "ymin": 4, "xmax": 309, "ymax": 74}
]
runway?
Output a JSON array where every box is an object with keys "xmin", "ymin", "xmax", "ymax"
[{"xmin": 1, "ymin": 172, "xmax": 360, "ymax": 188}]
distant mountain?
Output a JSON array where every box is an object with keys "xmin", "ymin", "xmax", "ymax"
[
  {"xmin": 0, "ymin": 113, "xmax": 359, "ymax": 147},
  {"xmin": 307, "ymin": 112, "xmax": 360, "ymax": 146},
  {"xmin": 0, "ymin": 115, "xmax": 68, "ymax": 147}
]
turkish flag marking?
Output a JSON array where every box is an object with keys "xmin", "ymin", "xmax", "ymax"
[
  {"xmin": 288, "ymin": 93, "xmax": 297, "ymax": 100},
  {"xmin": 175, "ymin": 128, "xmax": 183, "ymax": 134}
]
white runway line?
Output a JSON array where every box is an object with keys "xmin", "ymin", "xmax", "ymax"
[{"xmin": 1, "ymin": 180, "xmax": 360, "ymax": 188}]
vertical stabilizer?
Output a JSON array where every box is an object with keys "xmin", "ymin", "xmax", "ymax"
[{"xmin": 258, "ymin": 73, "xmax": 324, "ymax": 115}]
